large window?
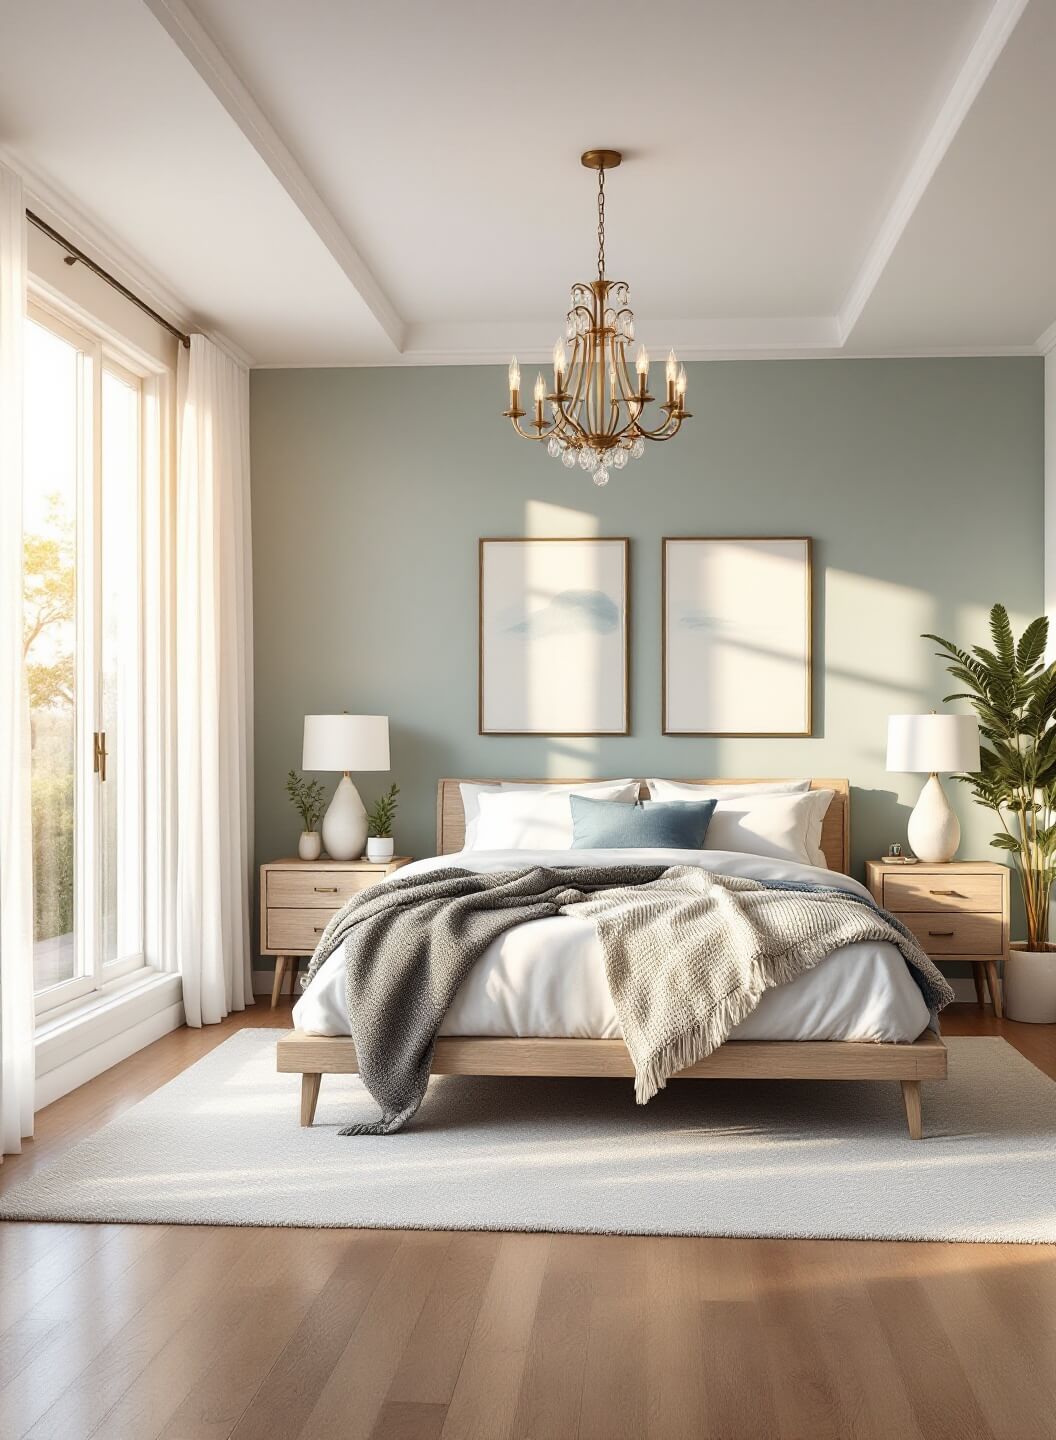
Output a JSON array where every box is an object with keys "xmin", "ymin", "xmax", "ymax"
[{"xmin": 24, "ymin": 308, "xmax": 145, "ymax": 1012}]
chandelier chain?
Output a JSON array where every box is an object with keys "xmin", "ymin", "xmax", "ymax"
[{"xmin": 597, "ymin": 166, "xmax": 605, "ymax": 281}]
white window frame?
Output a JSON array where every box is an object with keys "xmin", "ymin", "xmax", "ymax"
[{"xmin": 27, "ymin": 298, "xmax": 155, "ymax": 1016}]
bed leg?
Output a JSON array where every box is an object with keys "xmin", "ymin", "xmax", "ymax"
[
  {"xmin": 900, "ymin": 1079, "xmax": 923, "ymax": 1140},
  {"xmin": 300, "ymin": 1072, "xmax": 322, "ymax": 1127}
]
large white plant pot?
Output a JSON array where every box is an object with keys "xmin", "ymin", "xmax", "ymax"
[{"xmin": 1004, "ymin": 945, "xmax": 1056, "ymax": 1024}]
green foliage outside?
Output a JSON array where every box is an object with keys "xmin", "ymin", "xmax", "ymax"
[
  {"xmin": 924, "ymin": 603, "xmax": 1056, "ymax": 950},
  {"xmin": 25, "ymin": 495, "xmax": 76, "ymax": 943}
]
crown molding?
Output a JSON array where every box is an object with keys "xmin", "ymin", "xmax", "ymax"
[
  {"xmin": 837, "ymin": 0, "xmax": 1029, "ymax": 345},
  {"xmin": 141, "ymin": 0, "xmax": 404, "ymax": 355},
  {"xmin": 4, "ymin": 146, "xmax": 193, "ymax": 332},
  {"xmin": 3, "ymin": 146, "xmax": 254, "ymax": 368},
  {"xmin": 252, "ymin": 343, "xmax": 1040, "ymax": 370},
  {"xmin": 1036, "ymin": 318, "xmax": 1056, "ymax": 356}
]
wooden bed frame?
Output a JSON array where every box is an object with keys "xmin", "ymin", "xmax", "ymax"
[{"xmin": 276, "ymin": 778, "xmax": 948, "ymax": 1138}]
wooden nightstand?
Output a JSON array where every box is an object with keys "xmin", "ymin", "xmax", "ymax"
[
  {"xmin": 260, "ymin": 857, "xmax": 411, "ymax": 1008},
  {"xmin": 866, "ymin": 859, "xmax": 1009, "ymax": 1018}
]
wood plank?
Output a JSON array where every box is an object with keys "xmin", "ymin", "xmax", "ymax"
[
  {"xmin": 227, "ymin": 1231, "xmax": 404, "ymax": 1440},
  {"xmin": 370, "ymin": 1403, "xmax": 448, "ymax": 1440},
  {"xmin": 156, "ymin": 1231, "xmax": 353, "ymax": 1440},
  {"xmin": 387, "ymin": 1232, "xmax": 501, "ymax": 1406},
  {"xmin": 577, "ymin": 1237, "xmax": 648, "ymax": 1440},
  {"xmin": 294, "ymin": 1232, "xmax": 452, "ymax": 1440},
  {"xmin": 510, "ymin": 1233, "xmax": 593, "ymax": 1440},
  {"xmin": 278, "ymin": 1031, "xmax": 947, "ymax": 1082},
  {"xmin": 439, "ymin": 1233, "xmax": 551, "ymax": 1440}
]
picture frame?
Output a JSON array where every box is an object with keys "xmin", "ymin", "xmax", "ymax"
[
  {"xmin": 479, "ymin": 537, "xmax": 630, "ymax": 736},
  {"xmin": 662, "ymin": 536, "xmax": 812, "ymax": 737}
]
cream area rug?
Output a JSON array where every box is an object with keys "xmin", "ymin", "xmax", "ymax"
[{"xmin": 3, "ymin": 1031, "xmax": 1053, "ymax": 1243}]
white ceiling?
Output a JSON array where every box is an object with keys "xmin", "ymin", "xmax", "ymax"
[{"xmin": 1, "ymin": 0, "xmax": 1053, "ymax": 366}]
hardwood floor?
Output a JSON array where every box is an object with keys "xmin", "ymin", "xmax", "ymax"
[{"xmin": 1, "ymin": 1004, "xmax": 1054, "ymax": 1440}]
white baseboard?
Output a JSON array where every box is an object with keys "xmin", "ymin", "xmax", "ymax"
[{"xmin": 35, "ymin": 988, "xmax": 186, "ymax": 1111}]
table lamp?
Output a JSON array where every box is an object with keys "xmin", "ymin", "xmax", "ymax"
[
  {"xmin": 886, "ymin": 713, "xmax": 980, "ymax": 863},
  {"xmin": 302, "ymin": 714, "xmax": 390, "ymax": 860}
]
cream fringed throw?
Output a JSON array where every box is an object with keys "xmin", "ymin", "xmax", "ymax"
[{"xmin": 301, "ymin": 865, "xmax": 952, "ymax": 1134}]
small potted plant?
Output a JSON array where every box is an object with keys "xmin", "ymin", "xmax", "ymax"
[
  {"xmin": 286, "ymin": 769, "xmax": 327, "ymax": 861},
  {"xmin": 924, "ymin": 604, "xmax": 1056, "ymax": 1023},
  {"xmin": 366, "ymin": 783, "xmax": 399, "ymax": 863}
]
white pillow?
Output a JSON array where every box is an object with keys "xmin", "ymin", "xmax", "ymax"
[
  {"xmin": 647, "ymin": 778, "xmax": 810, "ymax": 800},
  {"xmin": 465, "ymin": 781, "xmax": 638, "ymax": 851},
  {"xmin": 702, "ymin": 790, "xmax": 834, "ymax": 868}
]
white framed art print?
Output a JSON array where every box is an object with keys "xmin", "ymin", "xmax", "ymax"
[
  {"xmin": 663, "ymin": 537, "xmax": 812, "ymax": 736},
  {"xmin": 479, "ymin": 537, "xmax": 629, "ymax": 735}
]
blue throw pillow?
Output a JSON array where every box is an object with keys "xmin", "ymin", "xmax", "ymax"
[{"xmin": 569, "ymin": 795, "xmax": 717, "ymax": 850}]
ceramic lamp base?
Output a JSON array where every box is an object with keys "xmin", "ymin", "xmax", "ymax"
[
  {"xmin": 907, "ymin": 773, "xmax": 960, "ymax": 863},
  {"xmin": 321, "ymin": 775, "xmax": 367, "ymax": 860}
]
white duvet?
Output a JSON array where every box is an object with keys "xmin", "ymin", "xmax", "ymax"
[{"xmin": 293, "ymin": 848, "xmax": 932, "ymax": 1044}]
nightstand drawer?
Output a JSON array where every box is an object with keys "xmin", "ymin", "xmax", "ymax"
[
  {"xmin": 883, "ymin": 871, "xmax": 1003, "ymax": 913},
  {"xmin": 266, "ymin": 907, "xmax": 339, "ymax": 953},
  {"xmin": 265, "ymin": 870, "xmax": 380, "ymax": 910},
  {"xmin": 898, "ymin": 910, "xmax": 1002, "ymax": 956}
]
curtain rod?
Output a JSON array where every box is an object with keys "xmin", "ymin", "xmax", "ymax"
[{"xmin": 26, "ymin": 210, "xmax": 191, "ymax": 349}]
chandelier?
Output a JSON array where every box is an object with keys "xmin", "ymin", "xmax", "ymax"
[{"xmin": 504, "ymin": 149, "xmax": 690, "ymax": 487}]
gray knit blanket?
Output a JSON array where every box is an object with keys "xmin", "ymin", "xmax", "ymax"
[{"xmin": 301, "ymin": 864, "xmax": 953, "ymax": 1135}]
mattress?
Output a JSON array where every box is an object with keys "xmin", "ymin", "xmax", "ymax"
[{"xmin": 292, "ymin": 847, "xmax": 933, "ymax": 1044}]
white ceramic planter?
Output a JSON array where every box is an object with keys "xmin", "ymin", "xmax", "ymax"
[
  {"xmin": 298, "ymin": 830, "xmax": 322, "ymax": 861},
  {"xmin": 1004, "ymin": 945, "xmax": 1056, "ymax": 1024},
  {"xmin": 366, "ymin": 836, "xmax": 394, "ymax": 863}
]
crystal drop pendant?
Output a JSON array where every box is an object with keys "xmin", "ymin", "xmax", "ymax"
[
  {"xmin": 547, "ymin": 436, "xmax": 563, "ymax": 458},
  {"xmin": 593, "ymin": 467, "xmax": 609, "ymax": 486},
  {"xmin": 561, "ymin": 448, "xmax": 577, "ymax": 469},
  {"xmin": 631, "ymin": 437, "xmax": 646, "ymax": 459},
  {"xmin": 613, "ymin": 448, "xmax": 628, "ymax": 469}
]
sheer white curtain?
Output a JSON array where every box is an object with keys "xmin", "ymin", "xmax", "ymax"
[
  {"xmin": 0, "ymin": 162, "xmax": 34, "ymax": 1154},
  {"xmin": 176, "ymin": 336, "xmax": 254, "ymax": 1026}
]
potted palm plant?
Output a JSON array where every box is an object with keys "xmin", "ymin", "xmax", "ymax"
[
  {"xmin": 924, "ymin": 604, "xmax": 1056, "ymax": 1022},
  {"xmin": 366, "ymin": 783, "xmax": 399, "ymax": 863},
  {"xmin": 286, "ymin": 770, "xmax": 327, "ymax": 861}
]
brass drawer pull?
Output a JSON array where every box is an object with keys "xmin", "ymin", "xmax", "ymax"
[
  {"xmin": 313, "ymin": 885, "xmax": 339, "ymax": 893},
  {"xmin": 928, "ymin": 930, "xmax": 955, "ymax": 937},
  {"xmin": 929, "ymin": 889, "xmax": 966, "ymax": 898},
  {"xmin": 313, "ymin": 925, "xmax": 325, "ymax": 933}
]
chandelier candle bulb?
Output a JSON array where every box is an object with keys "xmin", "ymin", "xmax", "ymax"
[
  {"xmin": 508, "ymin": 356, "xmax": 520, "ymax": 397},
  {"xmin": 533, "ymin": 372, "xmax": 546, "ymax": 425},
  {"xmin": 677, "ymin": 366, "xmax": 687, "ymax": 402},
  {"xmin": 553, "ymin": 339, "xmax": 567, "ymax": 386}
]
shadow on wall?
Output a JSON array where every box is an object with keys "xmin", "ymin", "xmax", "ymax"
[{"xmin": 850, "ymin": 787, "xmax": 912, "ymax": 868}]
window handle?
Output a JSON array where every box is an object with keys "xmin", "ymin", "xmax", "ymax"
[
  {"xmin": 93, "ymin": 731, "xmax": 107, "ymax": 783},
  {"xmin": 313, "ymin": 885, "xmax": 338, "ymax": 893}
]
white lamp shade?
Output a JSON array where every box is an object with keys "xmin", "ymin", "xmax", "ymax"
[
  {"xmin": 886, "ymin": 713, "xmax": 979, "ymax": 774},
  {"xmin": 302, "ymin": 714, "xmax": 390, "ymax": 772}
]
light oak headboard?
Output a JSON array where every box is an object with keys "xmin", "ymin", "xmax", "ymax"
[{"xmin": 436, "ymin": 779, "xmax": 851, "ymax": 874}]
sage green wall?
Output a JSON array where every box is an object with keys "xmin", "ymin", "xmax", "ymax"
[{"xmin": 250, "ymin": 359, "xmax": 1043, "ymax": 948}]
